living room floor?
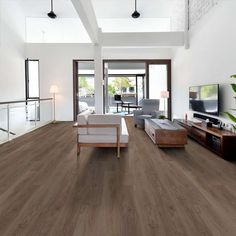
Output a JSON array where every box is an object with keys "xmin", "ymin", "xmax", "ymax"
[{"xmin": 0, "ymin": 117, "xmax": 235, "ymax": 236}]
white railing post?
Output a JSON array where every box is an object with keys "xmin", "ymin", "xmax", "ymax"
[
  {"xmin": 7, "ymin": 104, "xmax": 10, "ymax": 140},
  {"xmin": 35, "ymin": 101, "xmax": 37, "ymax": 127}
]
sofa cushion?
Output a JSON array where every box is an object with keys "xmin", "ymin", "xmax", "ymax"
[
  {"xmin": 79, "ymin": 133, "xmax": 128, "ymax": 144},
  {"xmin": 87, "ymin": 114, "xmax": 121, "ymax": 135},
  {"xmin": 77, "ymin": 114, "xmax": 88, "ymax": 135},
  {"xmin": 121, "ymin": 118, "xmax": 129, "ymax": 141},
  {"xmin": 79, "ymin": 101, "xmax": 88, "ymax": 112},
  {"xmin": 142, "ymin": 99, "xmax": 160, "ymax": 114},
  {"xmin": 80, "ymin": 117, "xmax": 128, "ymax": 143}
]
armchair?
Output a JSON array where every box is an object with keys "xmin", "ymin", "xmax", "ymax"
[{"xmin": 133, "ymin": 99, "xmax": 161, "ymax": 128}]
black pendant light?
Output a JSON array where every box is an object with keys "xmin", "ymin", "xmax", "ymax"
[
  {"xmin": 48, "ymin": 0, "xmax": 57, "ymax": 19},
  {"xmin": 131, "ymin": 0, "xmax": 140, "ymax": 18}
]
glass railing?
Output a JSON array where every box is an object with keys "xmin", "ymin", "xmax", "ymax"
[{"xmin": 0, "ymin": 98, "xmax": 53, "ymax": 144}]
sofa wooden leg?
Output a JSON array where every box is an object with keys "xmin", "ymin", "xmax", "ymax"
[
  {"xmin": 76, "ymin": 145, "xmax": 80, "ymax": 163},
  {"xmin": 77, "ymin": 144, "xmax": 81, "ymax": 155},
  {"xmin": 117, "ymin": 146, "xmax": 120, "ymax": 159}
]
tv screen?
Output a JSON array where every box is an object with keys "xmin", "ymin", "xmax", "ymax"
[{"xmin": 189, "ymin": 84, "xmax": 219, "ymax": 116}]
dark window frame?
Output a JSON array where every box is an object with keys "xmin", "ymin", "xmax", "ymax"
[
  {"xmin": 73, "ymin": 59, "xmax": 94, "ymax": 121},
  {"xmin": 103, "ymin": 59, "xmax": 171, "ymax": 119},
  {"xmin": 25, "ymin": 58, "xmax": 40, "ymax": 100},
  {"xmin": 25, "ymin": 59, "xmax": 40, "ymax": 121}
]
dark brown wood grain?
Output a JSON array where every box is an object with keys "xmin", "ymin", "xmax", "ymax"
[
  {"xmin": 156, "ymin": 129, "xmax": 187, "ymax": 147},
  {"xmin": 176, "ymin": 119, "xmax": 236, "ymax": 160},
  {"xmin": 0, "ymin": 118, "xmax": 236, "ymax": 236}
]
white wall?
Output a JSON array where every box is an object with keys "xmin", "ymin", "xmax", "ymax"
[
  {"xmin": 25, "ymin": 43, "xmax": 94, "ymax": 121},
  {"xmin": 172, "ymin": 0, "xmax": 236, "ymax": 127},
  {"xmin": 102, "ymin": 47, "xmax": 173, "ymax": 59},
  {"xmin": 0, "ymin": 1, "xmax": 25, "ymax": 101},
  {"xmin": 26, "ymin": 44, "xmax": 173, "ymax": 121}
]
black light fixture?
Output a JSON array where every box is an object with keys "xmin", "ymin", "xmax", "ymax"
[
  {"xmin": 47, "ymin": 0, "xmax": 57, "ymax": 19},
  {"xmin": 131, "ymin": 0, "xmax": 140, "ymax": 18}
]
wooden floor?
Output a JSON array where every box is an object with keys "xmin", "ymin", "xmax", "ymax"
[{"xmin": 0, "ymin": 117, "xmax": 236, "ymax": 236}]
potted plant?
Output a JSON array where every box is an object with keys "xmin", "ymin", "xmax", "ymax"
[
  {"xmin": 158, "ymin": 115, "xmax": 166, "ymax": 120},
  {"xmin": 224, "ymin": 75, "xmax": 236, "ymax": 130}
]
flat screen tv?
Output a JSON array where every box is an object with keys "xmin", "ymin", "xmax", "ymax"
[{"xmin": 189, "ymin": 84, "xmax": 219, "ymax": 116}]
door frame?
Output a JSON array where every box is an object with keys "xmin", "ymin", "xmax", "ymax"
[
  {"xmin": 102, "ymin": 59, "xmax": 171, "ymax": 119},
  {"xmin": 146, "ymin": 60, "xmax": 172, "ymax": 119},
  {"xmin": 73, "ymin": 59, "xmax": 94, "ymax": 121}
]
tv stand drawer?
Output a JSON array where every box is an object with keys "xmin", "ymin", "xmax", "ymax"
[{"xmin": 191, "ymin": 127, "xmax": 206, "ymax": 143}]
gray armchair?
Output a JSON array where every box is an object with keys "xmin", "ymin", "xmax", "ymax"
[{"xmin": 133, "ymin": 99, "xmax": 161, "ymax": 128}]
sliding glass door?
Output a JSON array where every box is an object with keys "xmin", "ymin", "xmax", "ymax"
[
  {"xmin": 78, "ymin": 61, "xmax": 95, "ymax": 112},
  {"xmin": 103, "ymin": 60, "xmax": 171, "ymax": 118},
  {"xmin": 147, "ymin": 61, "xmax": 171, "ymax": 119},
  {"xmin": 136, "ymin": 75, "xmax": 145, "ymax": 105},
  {"xmin": 73, "ymin": 60, "xmax": 95, "ymax": 120},
  {"xmin": 103, "ymin": 61, "xmax": 146, "ymax": 114}
]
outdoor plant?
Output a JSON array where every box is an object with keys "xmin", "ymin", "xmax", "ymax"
[
  {"xmin": 224, "ymin": 74, "xmax": 236, "ymax": 130},
  {"xmin": 158, "ymin": 115, "xmax": 166, "ymax": 119},
  {"xmin": 108, "ymin": 77, "xmax": 132, "ymax": 96}
]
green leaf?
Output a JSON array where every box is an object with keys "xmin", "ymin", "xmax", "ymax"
[
  {"xmin": 224, "ymin": 112, "xmax": 236, "ymax": 123},
  {"xmin": 230, "ymin": 75, "xmax": 236, "ymax": 78},
  {"xmin": 230, "ymin": 84, "xmax": 236, "ymax": 93}
]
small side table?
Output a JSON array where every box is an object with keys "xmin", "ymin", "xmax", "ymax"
[
  {"xmin": 113, "ymin": 101, "xmax": 123, "ymax": 113},
  {"xmin": 121, "ymin": 102, "xmax": 142, "ymax": 114}
]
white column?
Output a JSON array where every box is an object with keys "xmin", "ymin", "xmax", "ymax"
[
  {"xmin": 94, "ymin": 43, "xmax": 103, "ymax": 114},
  {"xmin": 185, "ymin": 0, "xmax": 190, "ymax": 49}
]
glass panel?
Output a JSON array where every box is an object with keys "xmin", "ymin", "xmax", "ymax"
[
  {"xmin": 0, "ymin": 105, "xmax": 8, "ymax": 143},
  {"xmin": 28, "ymin": 61, "xmax": 39, "ymax": 98},
  {"xmin": 149, "ymin": 64, "xmax": 168, "ymax": 116},
  {"xmin": 78, "ymin": 61, "xmax": 95, "ymax": 113},
  {"xmin": 107, "ymin": 76, "xmax": 137, "ymax": 113},
  {"xmin": 104, "ymin": 62, "xmax": 146, "ymax": 114},
  {"xmin": 9, "ymin": 102, "xmax": 37, "ymax": 136},
  {"xmin": 137, "ymin": 76, "xmax": 144, "ymax": 105},
  {"xmin": 0, "ymin": 100, "xmax": 53, "ymax": 144},
  {"xmin": 38, "ymin": 100, "xmax": 53, "ymax": 127}
]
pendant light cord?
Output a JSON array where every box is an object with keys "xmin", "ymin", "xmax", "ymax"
[
  {"xmin": 51, "ymin": 0, "xmax": 53, "ymax": 11},
  {"xmin": 135, "ymin": 0, "xmax": 137, "ymax": 11}
]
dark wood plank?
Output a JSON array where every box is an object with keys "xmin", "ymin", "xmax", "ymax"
[{"xmin": 0, "ymin": 118, "xmax": 235, "ymax": 236}]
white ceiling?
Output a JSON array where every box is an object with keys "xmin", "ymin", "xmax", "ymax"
[
  {"xmin": 4, "ymin": 0, "xmax": 185, "ymax": 42},
  {"xmin": 19, "ymin": 0, "xmax": 78, "ymax": 18},
  {"xmin": 91, "ymin": 0, "xmax": 185, "ymax": 32},
  {"xmin": 91, "ymin": 0, "xmax": 181, "ymax": 19},
  {"xmin": 17, "ymin": 0, "xmax": 184, "ymax": 19},
  {"xmin": 16, "ymin": 0, "xmax": 91, "ymax": 43}
]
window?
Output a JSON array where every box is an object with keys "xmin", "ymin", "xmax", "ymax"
[{"xmin": 25, "ymin": 59, "xmax": 40, "ymax": 99}]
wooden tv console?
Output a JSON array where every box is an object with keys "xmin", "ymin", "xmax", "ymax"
[{"xmin": 175, "ymin": 119, "xmax": 236, "ymax": 161}]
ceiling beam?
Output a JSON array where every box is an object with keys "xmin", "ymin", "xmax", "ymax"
[
  {"xmin": 101, "ymin": 32, "xmax": 184, "ymax": 47},
  {"xmin": 71, "ymin": 0, "xmax": 99, "ymax": 43}
]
